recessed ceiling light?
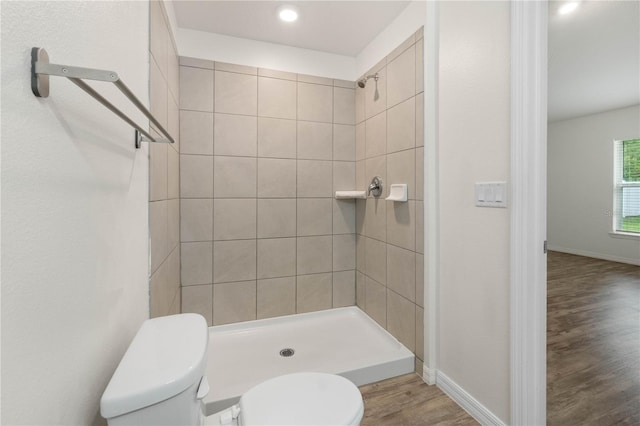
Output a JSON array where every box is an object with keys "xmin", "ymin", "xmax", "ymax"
[
  {"xmin": 278, "ymin": 5, "xmax": 299, "ymax": 22},
  {"xmin": 558, "ymin": 2, "xmax": 579, "ymax": 15}
]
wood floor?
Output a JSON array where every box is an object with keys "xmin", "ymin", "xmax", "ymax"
[
  {"xmin": 359, "ymin": 374, "xmax": 477, "ymax": 425},
  {"xmin": 547, "ymin": 251, "xmax": 640, "ymax": 425}
]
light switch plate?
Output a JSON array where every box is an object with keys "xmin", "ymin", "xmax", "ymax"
[{"xmin": 475, "ymin": 182, "xmax": 508, "ymax": 208}]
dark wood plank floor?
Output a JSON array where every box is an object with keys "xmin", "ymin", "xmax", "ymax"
[
  {"xmin": 359, "ymin": 374, "xmax": 477, "ymax": 425},
  {"xmin": 547, "ymin": 251, "xmax": 640, "ymax": 425}
]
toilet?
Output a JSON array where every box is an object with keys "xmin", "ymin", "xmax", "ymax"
[{"xmin": 100, "ymin": 314, "xmax": 364, "ymax": 426}]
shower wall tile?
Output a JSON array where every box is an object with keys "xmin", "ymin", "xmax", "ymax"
[
  {"xmin": 416, "ymin": 253, "xmax": 424, "ymax": 308},
  {"xmin": 364, "ymin": 198, "xmax": 387, "ymax": 242},
  {"xmin": 257, "ymin": 277, "xmax": 296, "ymax": 319},
  {"xmin": 387, "ymin": 200, "xmax": 416, "ymax": 251},
  {"xmin": 387, "ymin": 97, "xmax": 416, "ymax": 153},
  {"xmin": 334, "ymin": 79, "xmax": 355, "ymax": 89},
  {"xmin": 416, "ymin": 306, "xmax": 424, "ymax": 361},
  {"xmin": 213, "ymin": 199, "xmax": 257, "ymax": 240},
  {"xmin": 333, "ymin": 234, "xmax": 356, "ymax": 271},
  {"xmin": 297, "ymin": 273, "xmax": 333, "ymax": 313},
  {"xmin": 180, "ymin": 66, "xmax": 214, "ymax": 112},
  {"xmin": 180, "ymin": 110, "xmax": 214, "ymax": 155},
  {"xmin": 387, "ymin": 149, "xmax": 416, "ymax": 199},
  {"xmin": 214, "ymin": 114, "xmax": 257, "ymax": 157},
  {"xmin": 387, "ymin": 45, "xmax": 416, "ymax": 108},
  {"xmin": 214, "ymin": 71, "xmax": 257, "ymax": 115},
  {"xmin": 215, "ymin": 62, "xmax": 257, "ymax": 75},
  {"xmin": 257, "ymin": 238, "xmax": 296, "ymax": 279},
  {"xmin": 355, "ymin": 122, "xmax": 366, "ymax": 161},
  {"xmin": 387, "ymin": 33, "xmax": 415, "ymax": 63},
  {"xmin": 333, "ymin": 270, "xmax": 356, "ymax": 307},
  {"xmin": 365, "ymin": 277, "xmax": 387, "ymax": 327},
  {"xmin": 415, "ymin": 39, "xmax": 424, "ymax": 94},
  {"xmin": 356, "ymin": 271, "xmax": 365, "ymax": 309},
  {"xmin": 416, "ymin": 147, "xmax": 424, "ymax": 201},
  {"xmin": 365, "ymin": 66, "xmax": 386, "ymax": 119},
  {"xmin": 180, "ymin": 199, "xmax": 213, "ymax": 242},
  {"xmin": 416, "ymin": 92, "xmax": 424, "ymax": 147},
  {"xmin": 257, "ymin": 158, "xmax": 296, "ymax": 198},
  {"xmin": 298, "ymin": 74, "xmax": 333, "ymax": 86},
  {"xmin": 180, "ymin": 155, "xmax": 213, "ymax": 198},
  {"xmin": 150, "ymin": 2, "xmax": 181, "ymax": 318},
  {"xmin": 213, "ymin": 240, "xmax": 256, "ymax": 283},
  {"xmin": 182, "ymin": 284, "xmax": 213, "ymax": 326},
  {"xmin": 259, "ymin": 68, "xmax": 297, "ymax": 81},
  {"xmin": 333, "ymin": 87, "xmax": 355, "ymax": 125},
  {"xmin": 333, "ymin": 161, "xmax": 356, "ymax": 193},
  {"xmin": 333, "ymin": 200, "xmax": 356, "ymax": 235},
  {"xmin": 297, "ymin": 121, "xmax": 332, "ymax": 160},
  {"xmin": 333, "ymin": 124, "xmax": 356, "ymax": 161},
  {"xmin": 365, "ymin": 112, "xmax": 387, "ymax": 158},
  {"xmin": 213, "ymin": 281, "xmax": 257, "ymax": 325},
  {"xmin": 257, "ymin": 118, "xmax": 297, "ymax": 158},
  {"xmin": 297, "ymin": 198, "xmax": 332, "ymax": 236},
  {"xmin": 386, "ymin": 289, "xmax": 416, "ymax": 352},
  {"xmin": 364, "ymin": 237, "xmax": 387, "ymax": 285},
  {"xmin": 257, "ymin": 199, "xmax": 296, "ymax": 238},
  {"xmin": 258, "ymin": 77, "xmax": 297, "ymax": 119},
  {"xmin": 297, "ymin": 236, "xmax": 332, "ymax": 275},
  {"xmin": 180, "ymin": 56, "xmax": 214, "ymax": 69},
  {"xmin": 214, "ymin": 156, "xmax": 257, "ymax": 198},
  {"xmin": 297, "ymin": 83, "xmax": 333, "ymax": 123},
  {"xmin": 416, "ymin": 201, "xmax": 424, "ymax": 254},
  {"xmin": 181, "ymin": 242, "xmax": 213, "ymax": 286},
  {"xmin": 355, "ymin": 86, "xmax": 365, "ymax": 125},
  {"xmin": 297, "ymin": 160, "xmax": 333, "ymax": 197},
  {"xmin": 387, "ymin": 244, "xmax": 416, "ymax": 302}
]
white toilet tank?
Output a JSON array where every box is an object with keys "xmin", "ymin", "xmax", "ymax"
[{"xmin": 100, "ymin": 314, "xmax": 209, "ymax": 426}]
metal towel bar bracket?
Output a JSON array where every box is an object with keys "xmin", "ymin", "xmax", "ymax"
[{"xmin": 31, "ymin": 47, "xmax": 174, "ymax": 149}]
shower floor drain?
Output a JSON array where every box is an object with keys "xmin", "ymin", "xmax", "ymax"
[{"xmin": 279, "ymin": 348, "xmax": 295, "ymax": 357}]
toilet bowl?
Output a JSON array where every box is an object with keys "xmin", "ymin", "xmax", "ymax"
[{"xmin": 100, "ymin": 314, "xmax": 364, "ymax": 426}]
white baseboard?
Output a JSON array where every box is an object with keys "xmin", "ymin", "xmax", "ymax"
[
  {"xmin": 548, "ymin": 245, "xmax": 640, "ymax": 266},
  {"xmin": 422, "ymin": 364, "xmax": 436, "ymax": 385},
  {"xmin": 436, "ymin": 371, "xmax": 506, "ymax": 426}
]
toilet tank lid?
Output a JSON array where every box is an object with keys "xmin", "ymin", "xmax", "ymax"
[{"xmin": 100, "ymin": 314, "xmax": 208, "ymax": 419}]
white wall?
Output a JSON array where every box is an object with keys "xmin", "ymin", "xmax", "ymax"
[
  {"xmin": 438, "ymin": 1, "xmax": 511, "ymax": 422},
  {"xmin": 548, "ymin": 105, "xmax": 640, "ymax": 265},
  {"xmin": 1, "ymin": 1, "xmax": 150, "ymax": 424}
]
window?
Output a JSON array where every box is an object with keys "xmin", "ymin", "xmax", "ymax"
[{"xmin": 614, "ymin": 138, "xmax": 640, "ymax": 234}]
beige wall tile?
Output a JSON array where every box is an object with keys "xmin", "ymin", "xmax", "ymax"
[
  {"xmin": 258, "ymin": 68, "xmax": 297, "ymax": 81},
  {"xmin": 416, "ymin": 305, "xmax": 424, "ymax": 360},
  {"xmin": 365, "ymin": 276, "xmax": 386, "ymax": 327},
  {"xmin": 334, "ymin": 87, "xmax": 355, "ymax": 125},
  {"xmin": 365, "ymin": 237, "xmax": 386, "ymax": 285},
  {"xmin": 333, "ymin": 234, "xmax": 356, "ymax": 271},
  {"xmin": 168, "ymin": 98, "xmax": 180, "ymax": 152},
  {"xmin": 150, "ymin": 260, "xmax": 168, "ymax": 318},
  {"xmin": 214, "ymin": 156, "xmax": 257, "ymax": 198},
  {"xmin": 387, "ymin": 149, "xmax": 415, "ymax": 199},
  {"xmin": 257, "ymin": 117, "xmax": 296, "ymax": 159},
  {"xmin": 333, "ymin": 125, "xmax": 356, "ymax": 161},
  {"xmin": 167, "ymin": 199, "xmax": 180, "ymax": 251},
  {"xmin": 150, "ymin": 143, "xmax": 167, "ymax": 201},
  {"xmin": 257, "ymin": 238, "xmax": 296, "ymax": 279},
  {"xmin": 416, "ymin": 92, "xmax": 424, "ymax": 147},
  {"xmin": 365, "ymin": 112, "xmax": 387, "ymax": 159},
  {"xmin": 168, "ymin": 47, "xmax": 179, "ymax": 104},
  {"xmin": 257, "ymin": 277, "xmax": 296, "ymax": 319},
  {"xmin": 213, "ymin": 281, "xmax": 256, "ymax": 325},
  {"xmin": 416, "ymin": 147, "xmax": 424, "ymax": 201},
  {"xmin": 298, "ymin": 74, "xmax": 333, "ymax": 86},
  {"xmin": 167, "ymin": 146, "xmax": 179, "ymax": 199},
  {"xmin": 333, "ymin": 162, "xmax": 355, "ymax": 193},
  {"xmin": 257, "ymin": 158, "xmax": 296, "ymax": 198},
  {"xmin": 387, "ymin": 33, "xmax": 415, "ymax": 63},
  {"xmin": 416, "ymin": 201, "xmax": 424, "ymax": 254},
  {"xmin": 297, "ymin": 160, "xmax": 332, "ymax": 197},
  {"xmin": 297, "ymin": 236, "xmax": 332, "ymax": 274},
  {"xmin": 150, "ymin": 57, "xmax": 168, "ymax": 130},
  {"xmin": 213, "ymin": 240, "xmax": 256, "ymax": 283},
  {"xmin": 167, "ymin": 247, "xmax": 181, "ymax": 305},
  {"xmin": 168, "ymin": 289, "xmax": 181, "ymax": 316},
  {"xmin": 355, "ymin": 198, "xmax": 366, "ymax": 236},
  {"xmin": 387, "ymin": 97, "xmax": 416, "ymax": 153},
  {"xmin": 297, "ymin": 82, "xmax": 332, "ymax": 123},
  {"xmin": 213, "ymin": 199, "xmax": 257, "ymax": 240},
  {"xmin": 180, "ymin": 66, "xmax": 214, "ymax": 112},
  {"xmin": 214, "ymin": 114, "xmax": 257, "ymax": 157},
  {"xmin": 215, "ymin": 71, "xmax": 257, "ymax": 115},
  {"xmin": 356, "ymin": 234, "xmax": 365, "ymax": 273},
  {"xmin": 355, "ymin": 86, "xmax": 365, "ymax": 125},
  {"xmin": 180, "ymin": 199, "xmax": 213, "ymax": 242},
  {"xmin": 365, "ymin": 198, "xmax": 387, "ymax": 242},
  {"xmin": 150, "ymin": 200, "xmax": 168, "ymax": 273},
  {"xmin": 415, "ymin": 26, "xmax": 424, "ymax": 41},
  {"xmin": 258, "ymin": 77, "xmax": 297, "ymax": 119},
  {"xmin": 181, "ymin": 242, "xmax": 213, "ymax": 286},
  {"xmin": 387, "ymin": 244, "xmax": 416, "ymax": 302},
  {"xmin": 215, "ymin": 62, "xmax": 257, "ymax": 75},
  {"xmin": 180, "ymin": 110, "xmax": 213, "ymax": 155},
  {"xmin": 415, "ymin": 39, "xmax": 424, "ymax": 94},
  {"xmin": 387, "ymin": 289, "xmax": 416, "ymax": 352},
  {"xmin": 333, "ymin": 270, "xmax": 356, "ymax": 307},
  {"xmin": 334, "ymin": 79, "xmax": 355, "ymax": 89},
  {"xmin": 356, "ymin": 159, "xmax": 366, "ymax": 192},
  {"xmin": 365, "ymin": 67, "xmax": 387, "ymax": 119},
  {"xmin": 386, "ymin": 200, "xmax": 415, "ymax": 251},
  {"xmin": 180, "ymin": 155, "xmax": 213, "ymax": 198},
  {"xmin": 297, "ymin": 273, "xmax": 332, "ymax": 313},
  {"xmin": 333, "ymin": 199, "xmax": 355, "ymax": 235},
  {"xmin": 297, "ymin": 121, "xmax": 332, "ymax": 160},
  {"xmin": 416, "ymin": 253, "xmax": 424, "ymax": 308},
  {"xmin": 150, "ymin": 0, "xmax": 168, "ymax": 79},
  {"xmin": 297, "ymin": 198, "xmax": 332, "ymax": 236},
  {"xmin": 387, "ymin": 46, "xmax": 416, "ymax": 108},
  {"xmin": 355, "ymin": 122, "xmax": 366, "ymax": 161},
  {"xmin": 356, "ymin": 271, "xmax": 365, "ymax": 309},
  {"xmin": 180, "ymin": 56, "xmax": 214, "ymax": 69},
  {"xmin": 182, "ymin": 284, "xmax": 213, "ymax": 325},
  {"xmin": 257, "ymin": 199, "xmax": 296, "ymax": 238}
]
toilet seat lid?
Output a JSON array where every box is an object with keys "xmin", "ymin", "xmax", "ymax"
[{"xmin": 239, "ymin": 372, "xmax": 364, "ymax": 426}]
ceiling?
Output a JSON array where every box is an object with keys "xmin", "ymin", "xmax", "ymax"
[
  {"xmin": 173, "ymin": 1, "xmax": 411, "ymax": 57},
  {"xmin": 548, "ymin": 1, "xmax": 640, "ymax": 121}
]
